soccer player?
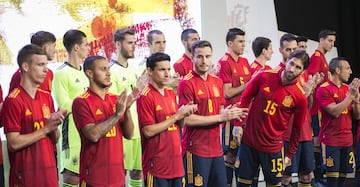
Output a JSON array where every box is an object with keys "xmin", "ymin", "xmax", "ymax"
[
  {"xmin": 274, "ymin": 33, "xmax": 298, "ymax": 70},
  {"xmin": 9, "ymin": 31, "xmax": 56, "ymax": 92},
  {"xmin": 72, "ymin": 55, "xmax": 136, "ymax": 186},
  {"xmin": 109, "ymin": 28, "xmax": 143, "ymax": 187},
  {"xmin": 137, "ymin": 52, "xmax": 197, "ymax": 187},
  {"xmin": 137, "ymin": 30, "xmax": 167, "ymax": 91},
  {"xmin": 178, "ymin": 40, "xmax": 248, "ymax": 187},
  {"xmin": 233, "ymin": 50, "xmax": 310, "ymax": 186},
  {"xmin": 308, "ymin": 30, "xmax": 336, "ymax": 185},
  {"xmin": 1, "ymin": 44, "xmax": 67, "ymax": 186},
  {"xmin": 173, "ymin": 28, "xmax": 200, "ymax": 77},
  {"xmin": 52, "ymin": 29, "xmax": 90, "ymax": 186},
  {"xmin": 217, "ymin": 28, "xmax": 252, "ymax": 186},
  {"xmin": 0, "ymin": 84, "xmax": 3, "ymax": 187},
  {"xmin": 250, "ymin": 36, "xmax": 273, "ymax": 74},
  {"xmin": 317, "ymin": 57, "xmax": 360, "ymax": 187},
  {"xmin": 296, "ymin": 36, "xmax": 308, "ymax": 51}
]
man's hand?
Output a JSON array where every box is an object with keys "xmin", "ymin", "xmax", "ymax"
[
  {"xmin": 45, "ymin": 109, "xmax": 68, "ymax": 133},
  {"xmin": 232, "ymin": 126, "xmax": 243, "ymax": 145},
  {"xmin": 175, "ymin": 103, "xmax": 198, "ymax": 120},
  {"xmin": 220, "ymin": 105, "xmax": 249, "ymax": 122},
  {"xmin": 126, "ymin": 87, "xmax": 140, "ymax": 109},
  {"xmin": 115, "ymin": 90, "xmax": 128, "ymax": 116},
  {"xmin": 283, "ymin": 156, "xmax": 292, "ymax": 170}
]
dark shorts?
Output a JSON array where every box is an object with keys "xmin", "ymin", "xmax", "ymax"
[
  {"xmin": 357, "ymin": 141, "xmax": 360, "ymax": 170},
  {"xmin": 145, "ymin": 172, "xmax": 185, "ymax": 187},
  {"xmin": 311, "ymin": 114, "xmax": 320, "ymax": 137},
  {"xmin": 221, "ymin": 122, "xmax": 239, "ymax": 156},
  {"xmin": 183, "ymin": 152, "xmax": 227, "ymax": 187},
  {"xmin": 284, "ymin": 141, "xmax": 315, "ymax": 174},
  {"xmin": 324, "ymin": 145, "xmax": 354, "ymax": 176},
  {"xmin": 236, "ymin": 143, "xmax": 282, "ymax": 186}
]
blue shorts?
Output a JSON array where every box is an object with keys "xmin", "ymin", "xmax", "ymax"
[
  {"xmin": 311, "ymin": 114, "xmax": 320, "ymax": 137},
  {"xmin": 324, "ymin": 145, "xmax": 354, "ymax": 177},
  {"xmin": 236, "ymin": 143, "xmax": 282, "ymax": 186},
  {"xmin": 284, "ymin": 141, "xmax": 315, "ymax": 174},
  {"xmin": 145, "ymin": 172, "xmax": 185, "ymax": 187},
  {"xmin": 221, "ymin": 122, "xmax": 239, "ymax": 156},
  {"xmin": 183, "ymin": 152, "xmax": 227, "ymax": 187}
]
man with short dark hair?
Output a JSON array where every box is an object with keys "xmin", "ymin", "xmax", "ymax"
[
  {"xmin": 73, "ymin": 55, "xmax": 135, "ymax": 186},
  {"xmin": 2, "ymin": 44, "xmax": 67, "ymax": 186}
]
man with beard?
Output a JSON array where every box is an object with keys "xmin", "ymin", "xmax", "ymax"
[
  {"xmin": 233, "ymin": 50, "xmax": 310, "ymax": 187},
  {"xmin": 9, "ymin": 31, "xmax": 56, "ymax": 92},
  {"xmin": 178, "ymin": 40, "xmax": 248, "ymax": 187},
  {"xmin": 109, "ymin": 28, "xmax": 143, "ymax": 187},
  {"xmin": 173, "ymin": 28, "xmax": 200, "ymax": 77},
  {"xmin": 317, "ymin": 57, "xmax": 360, "ymax": 187},
  {"xmin": 72, "ymin": 56, "xmax": 136, "ymax": 186}
]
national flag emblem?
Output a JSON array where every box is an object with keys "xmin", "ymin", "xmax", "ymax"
[
  {"xmin": 156, "ymin": 105, "xmax": 163, "ymax": 111},
  {"xmin": 243, "ymin": 66, "xmax": 249, "ymax": 75},
  {"xmin": 95, "ymin": 109, "xmax": 103, "ymax": 115},
  {"xmin": 282, "ymin": 95, "xmax": 293, "ymax": 107},
  {"xmin": 197, "ymin": 89, "xmax": 204, "ymax": 95},
  {"xmin": 42, "ymin": 105, "xmax": 50, "ymax": 119},
  {"xmin": 212, "ymin": 86, "xmax": 220, "ymax": 97},
  {"xmin": 25, "ymin": 109, "xmax": 32, "ymax": 116}
]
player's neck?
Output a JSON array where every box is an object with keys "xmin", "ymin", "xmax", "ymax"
[
  {"xmin": 185, "ymin": 51, "xmax": 192, "ymax": 58},
  {"xmin": 20, "ymin": 77, "xmax": 38, "ymax": 99},
  {"xmin": 117, "ymin": 55, "xmax": 129, "ymax": 67},
  {"xmin": 229, "ymin": 51, "xmax": 240, "ymax": 61},
  {"xmin": 330, "ymin": 77, "xmax": 342, "ymax": 87},
  {"xmin": 255, "ymin": 56, "xmax": 267, "ymax": 67},
  {"xmin": 150, "ymin": 82, "xmax": 165, "ymax": 95},
  {"xmin": 67, "ymin": 54, "xmax": 82, "ymax": 70},
  {"xmin": 196, "ymin": 71, "xmax": 208, "ymax": 80},
  {"xmin": 90, "ymin": 84, "xmax": 106, "ymax": 99},
  {"xmin": 317, "ymin": 46, "xmax": 326, "ymax": 54}
]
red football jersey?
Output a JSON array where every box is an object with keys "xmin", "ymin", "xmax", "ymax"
[
  {"xmin": 249, "ymin": 60, "xmax": 272, "ymax": 75},
  {"xmin": 218, "ymin": 53, "xmax": 252, "ymax": 106},
  {"xmin": 237, "ymin": 70, "xmax": 308, "ymax": 158},
  {"xmin": 317, "ymin": 81, "xmax": 353, "ymax": 147},
  {"xmin": 178, "ymin": 71, "xmax": 226, "ymax": 158},
  {"xmin": 0, "ymin": 84, "xmax": 3, "ymax": 165},
  {"xmin": 137, "ymin": 84, "xmax": 183, "ymax": 179},
  {"xmin": 173, "ymin": 54, "xmax": 193, "ymax": 77},
  {"xmin": 9, "ymin": 68, "xmax": 54, "ymax": 92},
  {"xmin": 308, "ymin": 50, "xmax": 330, "ymax": 115},
  {"xmin": 72, "ymin": 89, "xmax": 125, "ymax": 186},
  {"xmin": 283, "ymin": 72, "xmax": 313, "ymax": 142},
  {"xmin": 1, "ymin": 86, "xmax": 58, "ymax": 187}
]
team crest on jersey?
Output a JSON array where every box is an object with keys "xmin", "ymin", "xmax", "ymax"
[
  {"xmin": 95, "ymin": 109, "xmax": 103, "ymax": 115},
  {"xmin": 263, "ymin": 87, "xmax": 270, "ymax": 93},
  {"xmin": 212, "ymin": 86, "xmax": 220, "ymax": 97},
  {"xmin": 156, "ymin": 105, "xmax": 163, "ymax": 111},
  {"xmin": 194, "ymin": 174, "xmax": 203, "ymax": 186},
  {"xmin": 243, "ymin": 66, "xmax": 249, "ymax": 75},
  {"xmin": 326, "ymin": 156, "xmax": 334, "ymax": 167},
  {"xmin": 25, "ymin": 109, "xmax": 32, "ymax": 116},
  {"xmin": 42, "ymin": 105, "xmax": 50, "ymax": 119},
  {"xmin": 197, "ymin": 89, "xmax": 204, "ymax": 95},
  {"xmin": 282, "ymin": 96, "xmax": 293, "ymax": 107}
]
